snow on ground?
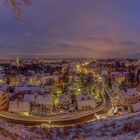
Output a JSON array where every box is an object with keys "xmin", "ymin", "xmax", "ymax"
[{"xmin": 1, "ymin": 112, "xmax": 140, "ymax": 139}]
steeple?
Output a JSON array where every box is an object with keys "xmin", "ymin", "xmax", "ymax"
[{"xmin": 16, "ymin": 57, "xmax": 19, "ymax": 66}]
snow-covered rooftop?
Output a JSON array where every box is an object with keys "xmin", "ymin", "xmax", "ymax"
[
  {"xmin": 24, "ymin": 94, "xmax": 54, "ymax": 105},
  {"xmin": 77, "ymin": 94, "xmax": 95, "ymax": 101},
  {"xmin": 122, "ymin": 88, "xmax": 140, "ymax": 98}
]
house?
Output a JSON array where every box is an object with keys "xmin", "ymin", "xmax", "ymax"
[
  {"xmin": 76, "ymin": 94, "xmax": 96, "ymax": 110},
  {"xmin": 24, "ymin": 94, "xmax": 54, "ymax": 111},
  {"xmin": 101, "ymin": 69, "xmax": 108, "ymax": 76},
  {"xmin": 131, "ymin": 102, "xmax": 140, "ymax": 112},
  {"xmin": 43, "ymin": 85, "xmax": 57, "ymax": 92},
  {"xmin": 111, "ymin": 72, "xmax": 128, "ymax": 83},
  {"xmin": 117, "ymin": 88, "xmax": 140, "ymax": 106},
  {"xmin": 59, "ymin": 94, "xmax": 71, "ymax": 105},
  {"xmin": 117, "ymin": 88, "xmax": 140, "ymax": 112},
  {"xmin": 39, "ymin": 74, "xmax": 59, "ymax": 84},
  {"xmin": 8, "ymin": 101, "xmax": 31, "ymax": 113},
  {"xmin": 15, "ymin": 83, "xmax": 45, "ymax": 93},
  {"xmin": 23, "ymin": 94, "xmax": 36, "ymax": 103},
  {"xmin": 35, "ymin": 94, "xmax": 54, "ymax": 111}
]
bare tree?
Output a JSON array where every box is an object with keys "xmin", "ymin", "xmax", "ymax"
[{"xmin": 5, "ymin": 0, "xmax": 31, "ymax": 20}]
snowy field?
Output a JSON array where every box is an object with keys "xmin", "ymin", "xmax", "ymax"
[{"xmin": 1, "ymin": 112, "xmax": 140, "ymax": 140}]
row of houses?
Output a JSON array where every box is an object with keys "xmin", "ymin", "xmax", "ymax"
[
  {"xmin": 7, "ymin": 93, "xmax": 96, "ymax": 114},
  {"xmin": 15, "ymin": 83, "xmax": 57, "ymax": 93},
  {"xmin": 0, "ymin": 73, "xmax": 60, "ymax": 86}
]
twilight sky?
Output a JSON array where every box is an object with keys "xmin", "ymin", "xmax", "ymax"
[{"xmin": 0, "ymin": 0, "xmax": 140, "ymax": 58}]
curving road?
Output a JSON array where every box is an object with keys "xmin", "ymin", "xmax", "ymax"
[
  {"xmin": 0, "ymin": 86, "xmax": 112, "ymax": 126},
  {"xmin": 0, "ymin": 68, "xmax": 112, "ymax": 126}
]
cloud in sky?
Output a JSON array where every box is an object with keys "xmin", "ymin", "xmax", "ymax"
[{"xmin": 0, "ymin": 0, "xmax": 140, "ymax": 58}]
